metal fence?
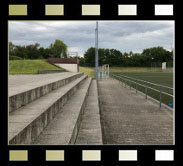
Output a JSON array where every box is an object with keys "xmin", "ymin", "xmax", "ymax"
[{"xmin": 111, "ymin": 73, "xmax": 174, "ymax": 108}]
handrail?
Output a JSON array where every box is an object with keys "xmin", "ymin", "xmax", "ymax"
[
  {"xmin": 112, "ymin": 74, "xmax": 174, "ymax": 97},
  {"xmin": 111, "ymin": 73, "xmax": 174, "ymax": 107}
]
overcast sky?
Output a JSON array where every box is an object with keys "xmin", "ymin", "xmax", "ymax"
[{"xmin": 9, "ymin": 21, "xmax": 174, "ymax": 56}]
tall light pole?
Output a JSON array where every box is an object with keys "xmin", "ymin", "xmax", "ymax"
[{"xmin": 95, "ymin": 21, "xmax": 99, "ymax": 80}]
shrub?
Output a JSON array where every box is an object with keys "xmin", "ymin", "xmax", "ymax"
[{"xmin": 9, "ymin": 56, "xmax": 23, "ymax": 60}]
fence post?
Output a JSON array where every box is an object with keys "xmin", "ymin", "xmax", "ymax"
[
  {"xmin": 145, "ymin": 86, "xmax": 147, "ymax": 99},
  {"xmin": 136, "ymin": 80, "xmax": 138, "ymax": 93},
  {"xmin": 160, "ymin": 86, "xmax": 162, "ymax": 108}
]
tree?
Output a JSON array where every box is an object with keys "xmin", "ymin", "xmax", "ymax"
[
  {"xmin": 83, "ymin": 47, "xmax": 123, "ymax": 67},
  {"xmin": 9, "ymin": 41, "xmax": 68, "ymax": 60},
  {"xmin": 142, "ymin": 47, "xmax": 173, "ymax": 63},
  {"xmin": 108, "ymin": 49, "xmax": 122, "ymax": 66},
  {"xmin": 84, "ymin": 47, "xmax": 95, "ymax": 66},
  {"xmin": 78, "ymin": 57, "xmax": 85, "ymax": 66},
  {"xmin": 49, "ymin": 40, "xmax": 68, "ymax": 58},
  {"xmin": 26, "ymin": 43, "xmax": 40, "ymax": 59},
  {"xmin": 12, "ymin": 45, "xmax": 27, "ymax": 59},
  {"xmin": 9, "ymin": 42, "xmax": 15, "ymax": 56},
  {"xmin": 37, "ymin": 47, "xmax": 50, "ymax": 59}
]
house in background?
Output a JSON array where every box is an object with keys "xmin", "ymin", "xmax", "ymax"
[{"xmin": 48, "ymin": 58, "xmax": 79, "ymax": 72}]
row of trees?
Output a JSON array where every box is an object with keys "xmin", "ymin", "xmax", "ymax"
[
  {"xmin": 78, "ymin": 47, "xmax": 173, "ymax": 67},
  {"xmin": 9, "ymin": 40, "xmax": 68, "ymax": 60},
  {"xmin": 9, "ymin": 40, "xmax": 173, "ymax": 67}
]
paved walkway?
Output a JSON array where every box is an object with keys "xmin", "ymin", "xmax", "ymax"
[{"xmin": 98, "ymin": 78, "xmax": 173, "ymax": 145}]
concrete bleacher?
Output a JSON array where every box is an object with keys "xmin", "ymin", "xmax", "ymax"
[{"xmin": 8, "ymin": 72, "xmax": 103, "ymax": 145}]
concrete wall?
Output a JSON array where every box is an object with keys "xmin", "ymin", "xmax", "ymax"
[
  {"xmin": 38, "ymin": 70, "xmax": 65, "ymax": 74},
  {"xmin": 55, "ymin": 64, "xmax": 78, "ymax": 72}
]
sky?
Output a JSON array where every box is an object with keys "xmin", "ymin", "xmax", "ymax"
[{"xmin": 9, "ymin": 21, "xmax": 174, "ymax": 57}]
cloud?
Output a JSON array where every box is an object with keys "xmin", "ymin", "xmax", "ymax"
[{"xmin": 9, "ymin": 21, "xmax": 174, "ymax": 56}]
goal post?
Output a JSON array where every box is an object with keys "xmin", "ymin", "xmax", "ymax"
[
  {"xmin": 162, "ymin": 62, "xmax": 166, "ymax": 72},
  {"xmin": 98, "ymin": 64, "xmax": 109, "ymax": 80}
]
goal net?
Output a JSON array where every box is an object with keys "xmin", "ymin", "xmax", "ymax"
[
  {"xmin": 98, "ymin": 64, "xmax": 109, "ymax": 80},
  {"xmin": 162, "ymin": 62, "xmax": 166, "ymax": 72}
]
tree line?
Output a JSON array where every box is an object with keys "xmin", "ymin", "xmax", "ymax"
[
  {"xmin": 9, "ymin": 40, "xmax": 173, "ymax": 67},
  {"xmin": 9, "ymin": 40, "xmax": 68, "ymax": 60},
  {"xmin": 78, "ymin": 47, "xmax": 173, "ymax": 67}
]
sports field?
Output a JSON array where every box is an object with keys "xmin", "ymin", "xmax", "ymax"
[
  {"xmin": 111, "ymin": 71, "xmax": 174, "ymax": 107},
  {"xmin": 79, "ymin": 66, "xmax": 174, "ymax": 107},
  {"xmin": 114, "ymin": 72, "xmax": 173, "ymax": 87}
]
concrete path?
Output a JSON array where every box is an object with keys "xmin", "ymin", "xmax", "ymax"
[
  {"xmin": 75, "ymin": 80, "xmax": 103, "ymax": 145},
  {"xmin": 98, "ymin": 78, "xmax": 173, "ymax": 145}
]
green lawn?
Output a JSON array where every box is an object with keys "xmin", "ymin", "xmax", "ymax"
[
  {"xmin": 114, "ymin": 72, "xmax": 173, "ymax": 87},
  {"xmin": 9, "ymin": 59, "xmax": 63, "ymax": 74},
  {"xmin": 79, "ymin": 66, "xmax": 95, "ymax": 78},
  {"xmin": 110, "ymin": 67, "xmax": 158, "ymax": 72},
  {"xmin": 110, "ymin": 67, "xmax": 173, "ymax": 73}
]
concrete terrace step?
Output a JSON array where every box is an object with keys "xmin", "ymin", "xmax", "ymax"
[
  {"xmin": 9, "ymin": 75, "xmax": 87, "ymax": 145},
  {"xmin": 75, "ymin": 80, "xmax": 103, "ymax": 145},
  {"xmin": 9, "ymin": 72, "xmax": 83, "ymax": 113},
  {"xmin": 33, "ymin": 77, "xmax": 92, "ymax": 145}
]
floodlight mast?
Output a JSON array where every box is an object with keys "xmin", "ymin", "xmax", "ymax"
[{"xmin": 95, "ymin": 21, "xmax": 99, "ymax": 80}]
